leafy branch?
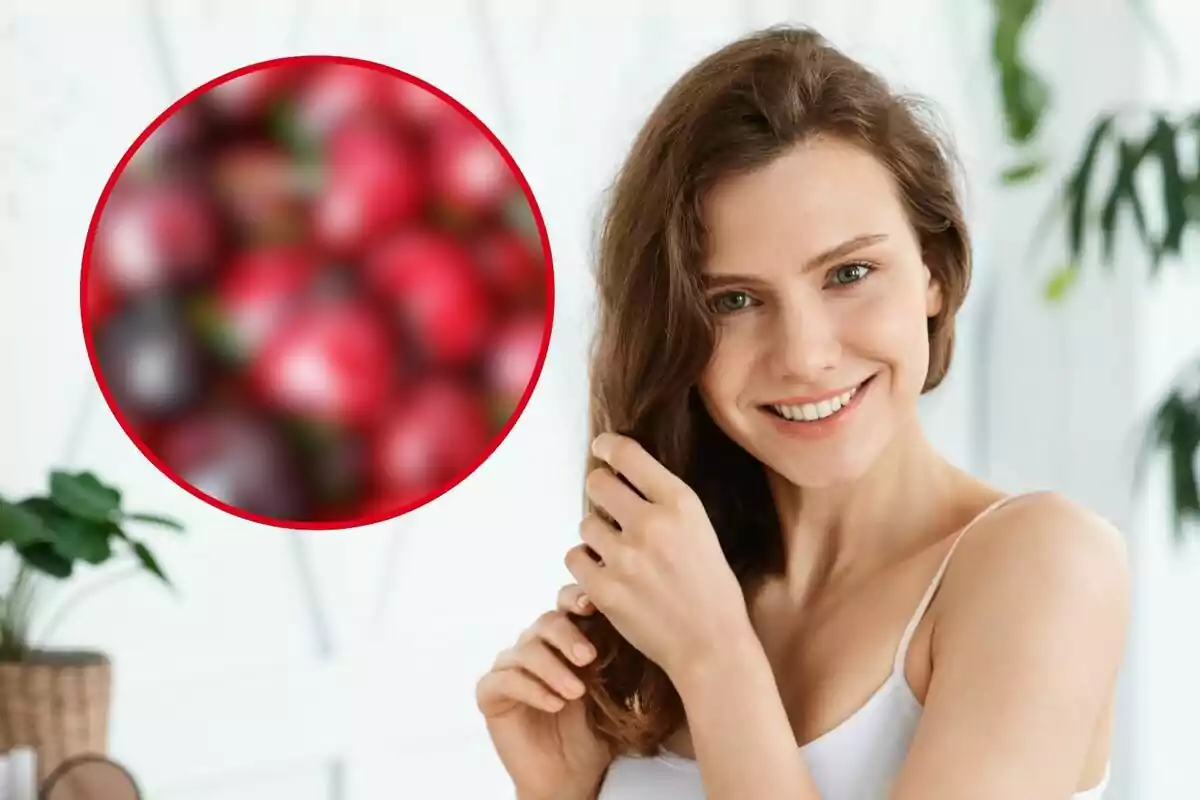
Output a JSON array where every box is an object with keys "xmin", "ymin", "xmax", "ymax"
[
  {"xmin": 0, "ymin": 470, "xmax": 183, "ymax": 659},
  {"xmin": 989, "ymin": 0, "xmax": 1200, "ymax": 537}
]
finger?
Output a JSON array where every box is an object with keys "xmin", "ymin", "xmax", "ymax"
[
  {"xmin": 557, "ymin": 583, "xmax": 594, "ymax": 615},
  {"xmin": 495, "ymin": 640, "xmax": 587, "ymax": 699},
  {"xmin": 564, "ymin": 543, "xmax": 605, "ymax": 596},
  {"xmin": 585, "ymin": 467, "xmax": 647, "ymax": 529},
  {"xmin": 579, "ymin": 512, "xmax": 622, "ymax": 565},
  {"xmin": 515, "ymin": 610, "xmax": 597, "ymax": 666},
  {"xmin": 591, "ymin": 432, "xmax": 684, "ymax": 504},
  {"xmin": 476, "ymin": 668, "xmax": 565, "ymax": 716},
  {"xmin": 534, "ymin": 606, "xmax": 597, "ymax": 666}
]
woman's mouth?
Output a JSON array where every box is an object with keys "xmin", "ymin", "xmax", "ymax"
[{"xmin": 759, "ymin": 375, "xmax": 875, "ymax": 436}]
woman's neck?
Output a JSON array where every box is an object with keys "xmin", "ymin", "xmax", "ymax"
[{"xmin": 766, "ymin": 423, "xmax": 980, "ymax": 600}]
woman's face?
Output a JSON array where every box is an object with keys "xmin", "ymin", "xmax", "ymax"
[{"xmin": 697, "ymin": 136, "xmax": 943, "ymax": 488}]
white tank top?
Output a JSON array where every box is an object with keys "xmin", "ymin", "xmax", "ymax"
[{"xmin": 596, "ymin": 495, "xmax": 1112, "ymax": 799}]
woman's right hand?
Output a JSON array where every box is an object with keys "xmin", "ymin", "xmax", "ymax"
[{"xmin": 476, "ymin": 583, "xmax": 613, "ymax": 800}]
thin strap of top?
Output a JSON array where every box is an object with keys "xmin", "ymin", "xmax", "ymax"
[{"xmin": 891, "ymin": 493, "xmax": 1031, "ymax": 675}]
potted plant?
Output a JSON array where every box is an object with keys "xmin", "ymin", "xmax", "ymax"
[{"xmin": 0, "ymin": 469, "xmax": 182, "ymax": 782}]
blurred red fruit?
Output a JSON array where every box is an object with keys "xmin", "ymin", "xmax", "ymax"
[
  {"xmin": 207, "ymin": 64, "xmax": 301, "ymax": 120},
  {"xmin": 487, "ymin": 312, "xmax": 548, "ymax": 410},
  {"xmin": 314, "ymin": 118, "xmax": 426, "ymax": 255},
  {"xmin": 216, "ymin": 246, "xmax": 318, "ymax": 359},
  {"xmin": 355, "ymin": 490, "xmax": 426, "ymax": 521},
  {"xmin": 214, "ymin": 144, "xmax": 307, "ymax": 241},
  {"xmin": 295, "ymin": 63, "xmax": 394, "ymax": 140},
  {"xmin": 134, "ymin": 104, "xmax": 203, "ymax": 166},
  {"xmin": 252, "ymin": 299, "xmax": 397, "ymax": 427},
  {"xmin": 392, "ymin": 80, "xmax": 460, "ymax": 129},
  {"xmin": 84, "ymin": 253, "xmax": 119, "ymax": 327},
  {"xmin": 429, "ymin": 120, "xmax": 516, "ymax": 217},
  {"xmin": 373, "ymin": 379, "xmax": 494, "ymax": 502},
  {"xmin": 95, "ymin": 180, "xmax": 218, "ymax": 294},
  {"xmin": 96, "ymin": 296, "xmax": 204, "ymax": 421},
  {"xmin": 473, "ymin": 228, "xmax": 545, "ymax": 302},
  {"xmin": 158, "ymin": 410, "xmax": 309, "ymax": 520},
  {"xmin": 365, "ymin": 229, "xmax": 493, "ymax": 366}
]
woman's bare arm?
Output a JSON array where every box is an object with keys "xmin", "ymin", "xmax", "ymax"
[{"xmin": 673, "ymin": 492, "xmax": 1128, "ymax": 800}]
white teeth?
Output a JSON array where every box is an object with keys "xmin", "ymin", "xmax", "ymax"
[{"xmin": 771, "ymin": 384, "xmax": 858, "ymax": 423}]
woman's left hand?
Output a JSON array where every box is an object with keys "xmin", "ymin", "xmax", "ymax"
[{"xmin": 564, "ymin": 432, "xmax": 756, "ymax": 683}]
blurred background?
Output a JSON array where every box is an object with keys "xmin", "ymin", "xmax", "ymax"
[{"xmin": 1, "ymin": 0, "xmax": 1198, "ymax": 798}]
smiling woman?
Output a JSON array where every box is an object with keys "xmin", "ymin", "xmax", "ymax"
[{"xmin": 475, "ymin": 23, "xmax": 1129, "ymax": 800}]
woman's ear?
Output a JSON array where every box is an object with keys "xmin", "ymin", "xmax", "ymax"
[{"xmin": 924, "ymin": 263, "xmax": 943, "ymax": 318}]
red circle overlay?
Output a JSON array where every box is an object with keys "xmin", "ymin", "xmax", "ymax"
[{"xmin": 80, "ymin": 56, "xmax": 555, "ymax": 530}]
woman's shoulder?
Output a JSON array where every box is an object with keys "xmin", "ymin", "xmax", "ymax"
[{"xmin": 934, "ymin": 490, "xmax": 1130, "ymax": 642}]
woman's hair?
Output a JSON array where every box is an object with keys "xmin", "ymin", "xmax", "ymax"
[{"xmin": 574, "ymin": 25, "xmax": 972, "ymax": 756}]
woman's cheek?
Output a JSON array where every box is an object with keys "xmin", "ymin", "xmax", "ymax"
[
  {"xmin": 701, "ymin": 319, "xmax": 755, "ymax": 394},
  {"xmin": 846, "ymin": 285, "xmax": 925, "ymax": 348}
]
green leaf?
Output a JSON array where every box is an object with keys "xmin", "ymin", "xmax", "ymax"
[
  {"xmin": 1099, "ymin": 132, "xmax": 1153, "ymax": 266},
  {"xmin": 1043, "ymin": 264, "xmax": 1080, "ymax": 302},
  {"xmin": 1063, "ymin": 116, "xmax": 1116, "ymax": 265},
  {"xmin": 1149, "ymin": 389, "xmax": 1200, "ymax": 541},
  {"xmin": 49, "ymin": 471, "xmax": 121, "ymax": 522},
  {"xmin": 122, "ymin": 512, "xmax": 185, "ymax": 532},
  {"xmin": 0, "ymin": 499, "xmax": 55, "ymax": 547},
  {"xmin": 49, "ymin": 516, "xmax": 114, "ymax": 565},
  {"xmin": 15, "ymin": 497, "xmax": 116, "ymax": 565},
  {"xmin": 1001, "ymin": 159, "xmax": 1045, "ymax": 184},
  {"xmin": 1149, "ymin": 116, "xmax": 1188, "ymax": 268},
  {"xmin": 130, "ymin": 540, "xmax": 172, "ymax": 587},
  {"xmin": 269, "ymin": 97, "xmax": 322, "ymax": 168},
  {"xmin": 991, "ymin": 0, "xmax": 1049, "ymax": 144},
  {"xmin": 186, "ymin": 293, "xmax": 243, "ymax": 364},
  {"xmin": 17, "ymin": 542, "xmax": 74, "ymax": 579}
]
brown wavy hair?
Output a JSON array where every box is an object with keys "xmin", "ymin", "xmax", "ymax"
[{"xmin": 573, "ymin": 25, "xmax": 972, "ymax": 756}]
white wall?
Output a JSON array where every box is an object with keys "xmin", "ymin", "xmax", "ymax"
[
  {"xmin": 1130, "ymin": 1, "xmax": 1200, "ymax": 797},
  {"xmin": 1, "ymin": 1, "xmax": 1194, "ymax": 798}
]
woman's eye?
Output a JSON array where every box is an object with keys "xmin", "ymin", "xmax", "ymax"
[
  {"xmin": 711, "ymin": 291, "xmax": 754, "ymax": 314},
  {"xmin": 830, "ymin": 263, "xmax": 872, "ymax": 286}
]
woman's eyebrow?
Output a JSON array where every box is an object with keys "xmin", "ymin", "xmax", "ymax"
[{"xmin": 701, "ymin": 232, "xmax": 889, "ymax": 288}]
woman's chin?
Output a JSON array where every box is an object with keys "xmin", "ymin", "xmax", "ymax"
[
  {"xmin": 759, "ymin": 445, "xmax": 882, "ymax": 490},
  {"xmin": 778, "ymin": 465, "xmax": 867, "ymax": 490}
]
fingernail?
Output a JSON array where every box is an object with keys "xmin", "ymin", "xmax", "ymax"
[
  {"xmin": 591, "ymin": 434, "xmax": 610, "ymax": 460},
  {"xmin": 577, "ymin": 594, "xmax": 591, "ymax": 610},
  {"xmin": 573, "ymin": 643, "xmax": 594, "ymax": 664}
]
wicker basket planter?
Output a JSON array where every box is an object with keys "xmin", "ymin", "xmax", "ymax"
[{"xmin": 0, "ymin": 650, "xmax": 112, "ymax": 783}]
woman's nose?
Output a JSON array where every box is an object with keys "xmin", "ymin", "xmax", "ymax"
[{"xmin": 771, "ymin": 301, "xmax": 841, "ymax": 381}]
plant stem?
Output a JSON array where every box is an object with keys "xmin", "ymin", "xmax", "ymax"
[
  {"xmin": 33, "ymin": 562, "xmax": 143, "ymax": 647},
  {"xmin": 0, "ymin": 562, "xmax": 40, "ymax": 659}
]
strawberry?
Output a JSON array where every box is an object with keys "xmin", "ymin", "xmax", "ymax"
[
  {"xmin": 251, "ymin": 298, "xmax": 398, "ymax": 428},
  {"xmin": 365, "ymin": 228, "xmax": 494, "ymax": 366},
  {"xmin": 371, "ymin": 378, "xmax": 495, "ymax": 504}
]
